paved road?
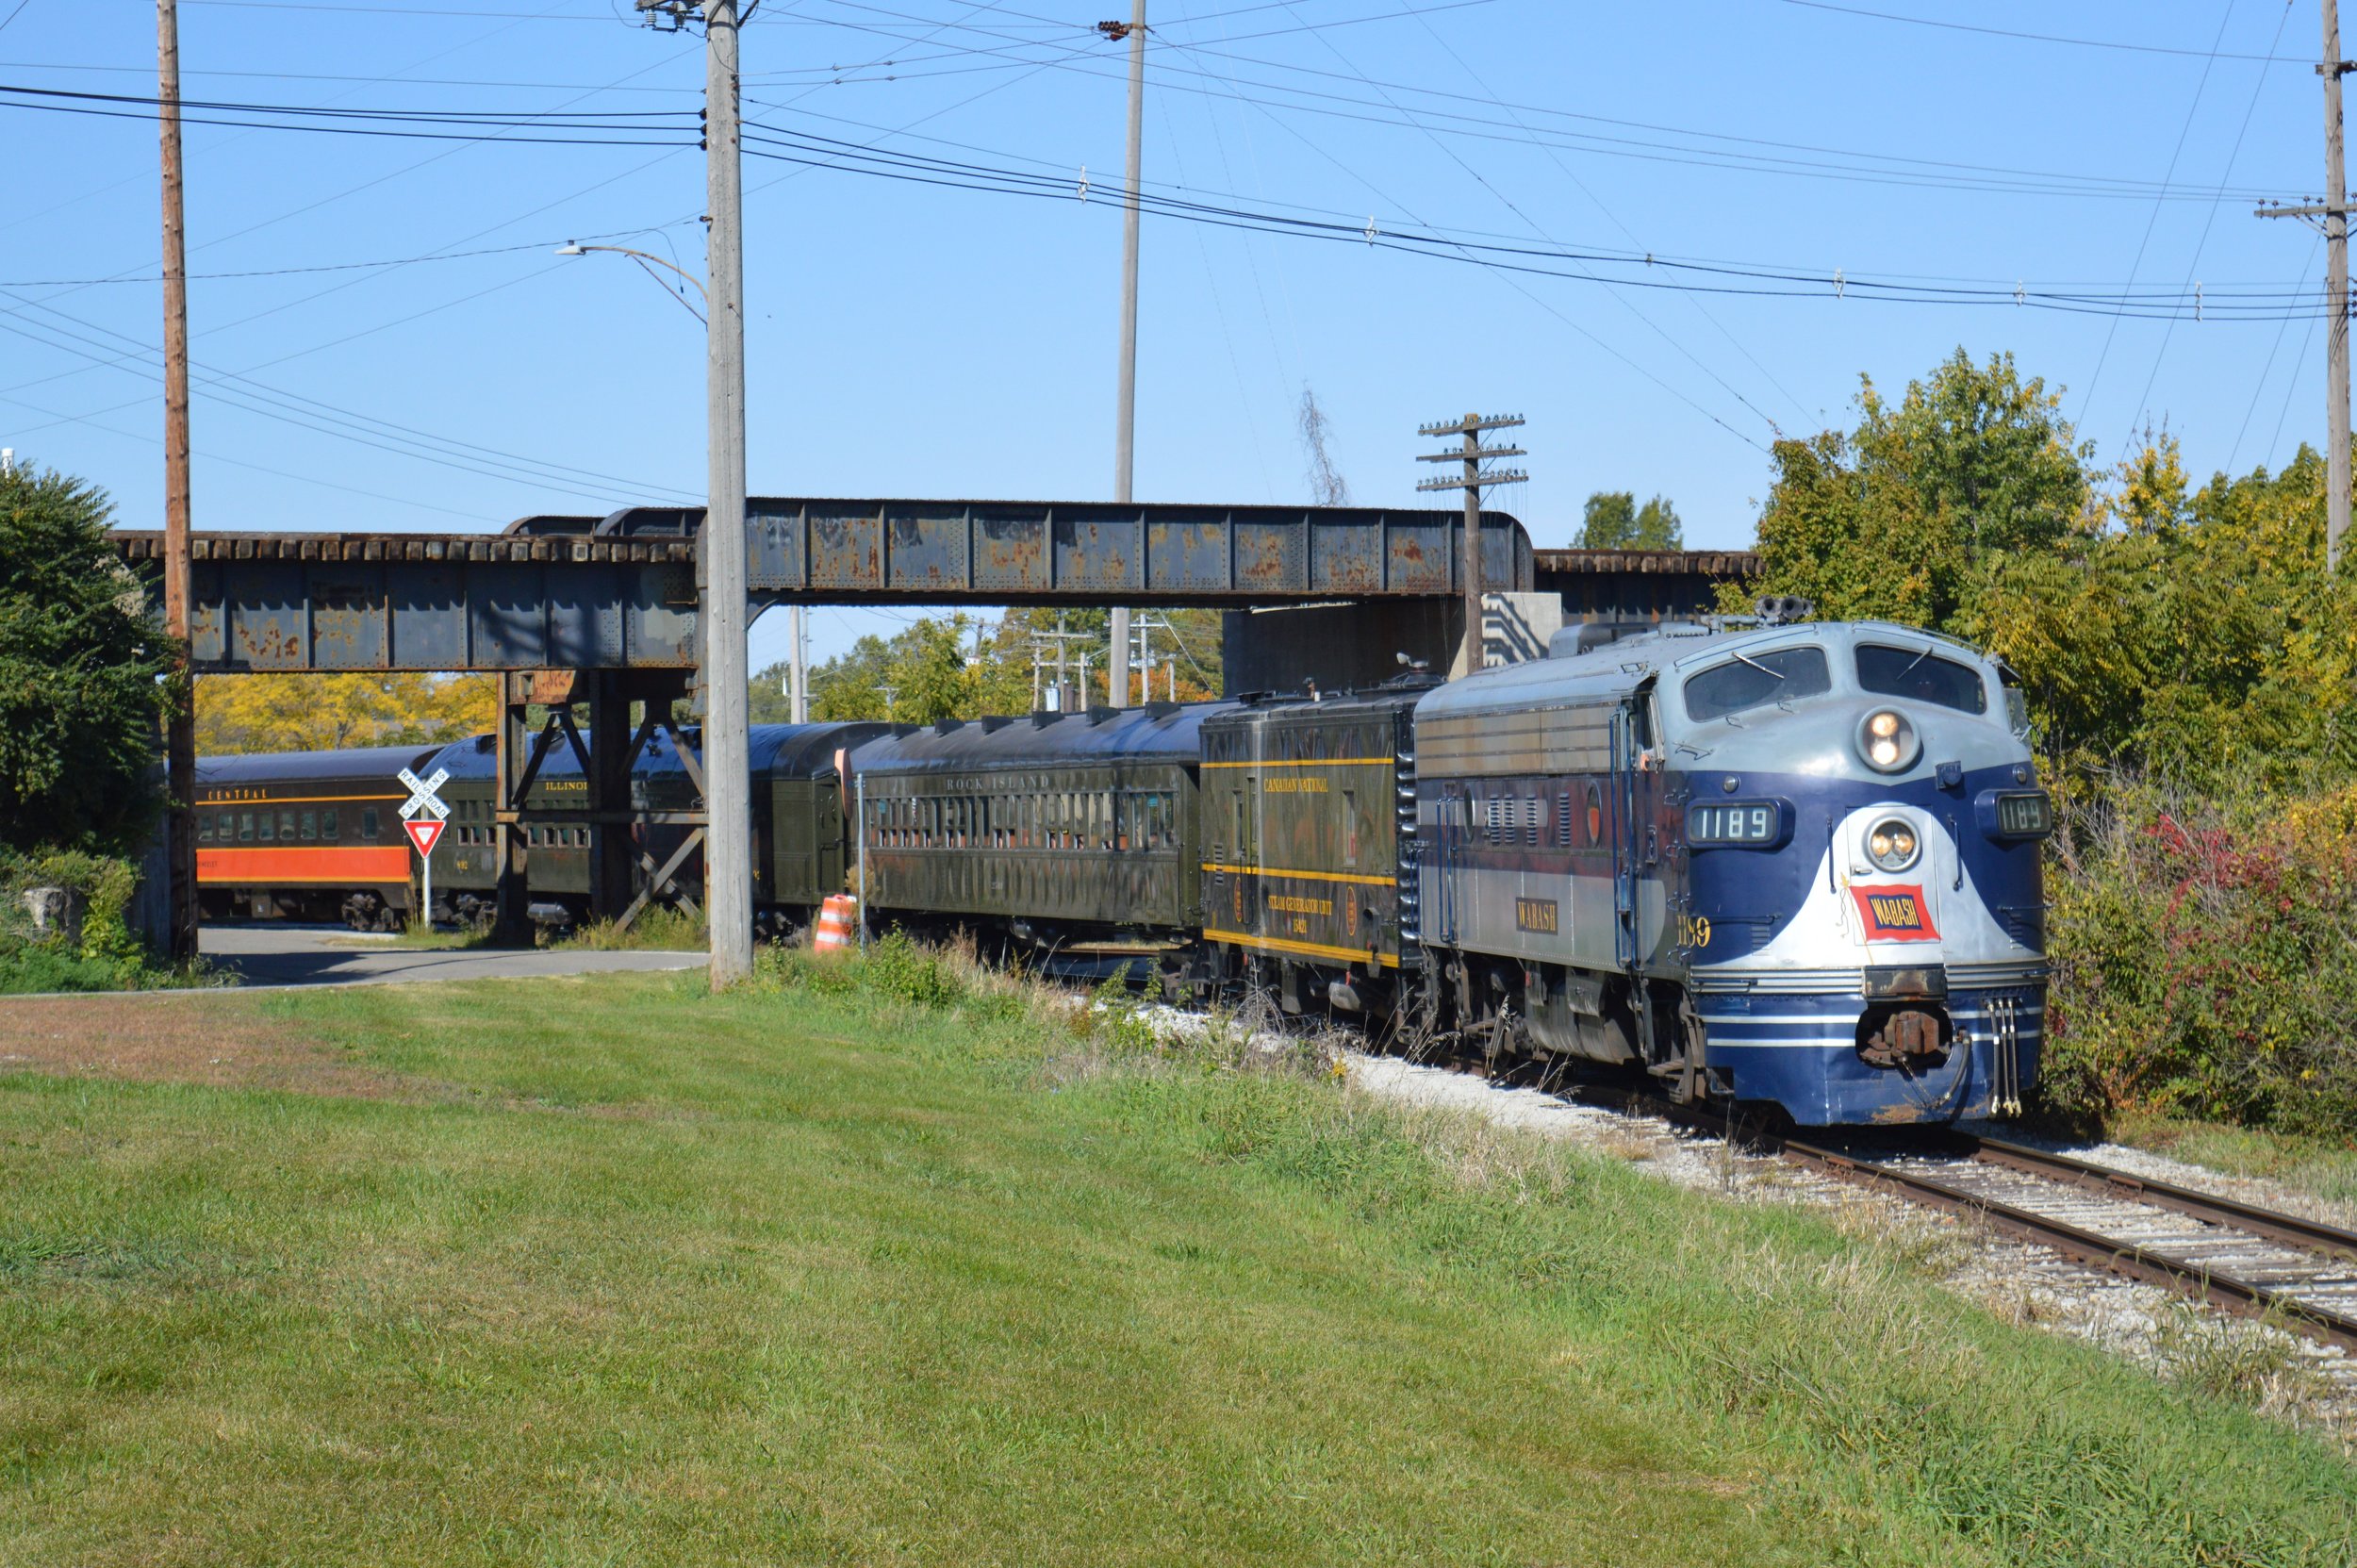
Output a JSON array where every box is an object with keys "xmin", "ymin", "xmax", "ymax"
[{"xmin": 201, "ymin": 925, "xmax": 704, "ymax": 989}]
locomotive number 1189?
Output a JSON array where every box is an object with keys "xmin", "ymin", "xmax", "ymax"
[{"xmin": 1687, "ymin": 800, "xmax": 1783, "ymax": 847}]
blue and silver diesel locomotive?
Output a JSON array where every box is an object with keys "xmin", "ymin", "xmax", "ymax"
[{"xmin": 1412, "ymin": 612, "xmax": 2049, "ymax": 1125}]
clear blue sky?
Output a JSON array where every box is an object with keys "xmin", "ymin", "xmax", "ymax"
[{"xmin": 0, "ymin": 0, "xmax": 2337, "ymax": 674}]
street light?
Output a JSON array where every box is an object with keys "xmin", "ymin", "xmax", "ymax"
[{"xmin": 554, "ymin": 241, "xmax": 710, "ymax": 318}]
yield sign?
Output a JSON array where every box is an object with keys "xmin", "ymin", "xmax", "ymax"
[{"xmin": 404, "ymin": 817, "xmax": 446, "ymax": 858}]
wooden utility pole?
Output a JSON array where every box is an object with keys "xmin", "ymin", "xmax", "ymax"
[
  {"xmin": 702, "ymin": 0, "xmax": 752, "ymax": 987},
  {"xmin": 2258, "ymin": 0, "xmax": 2353, "ymax": 569},
  {"xmin": 1416, "ymin": 412, "xmax": 1525, "ymax": 675},
  {"xmin": 157, "ymin": 0, "xmax": 198, "ymax": 962},
  {"xmin": 1106, "ymin": 3, "xmax": 1146, "ymax": 707}
]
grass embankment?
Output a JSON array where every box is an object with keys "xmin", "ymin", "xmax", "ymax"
[{"xmin": 2, "ymin": 946, "xmax": 2350, "ymax": 1566}]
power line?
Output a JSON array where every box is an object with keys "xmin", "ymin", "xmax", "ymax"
[
  {"xmin": 0, "ymin": 293, "xmax": 701, "ymax": 504},
  {"xmin": 2073, "ymin": 1, "xmax": 2242, "ymax": 431},
  {"xmin": 734, "ymin": 120, "xmax": 2339, "ymax": 319},
  {"xmin": 2230, "ymin": 231, "xmax": 2323, "ymax": 471},
  {"xmin": 0, "ymin": 235, "xmax": 632, "ymax": 287},
  {"xmin": 2119, "ymin": 0, "xmax": 2299, "ymax": 458},
  {"xmin": 754, "ymin": 7, "xmax": 2302, "ymax": 205},
  {"xmin": 1777, "ymin": 0, "xmax": 2313, "ymax": 64},
  {"xmin": 1393, "ymin": 0, "xmax": 1810, "ymax": 427}
]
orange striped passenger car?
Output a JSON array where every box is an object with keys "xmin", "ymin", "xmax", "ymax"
[{"xmin": 194, "ymin": 744, "xmax": 442, "ymax": 930}]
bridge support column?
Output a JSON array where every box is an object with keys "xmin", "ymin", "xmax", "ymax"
[
  {"xmin": 588, "ymin": 671, "xmax": 635, "ymax": 922},
  {"xmin": 492, "ymin": 672, "xmax": 535, "ymax": 946}
]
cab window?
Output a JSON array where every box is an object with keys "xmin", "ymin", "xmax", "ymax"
[
  {"xmin": 1857, "ymin": 643, "xmax": 1987, "ymax": 715},
  {"xmin": 1683, "ymin": 647, "xmax": 1830, "ymax": 721}
]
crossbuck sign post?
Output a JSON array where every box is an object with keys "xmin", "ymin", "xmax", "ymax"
[{"xmin": 398, "ymin": 766, "xmax": 449, "ymax": 928}]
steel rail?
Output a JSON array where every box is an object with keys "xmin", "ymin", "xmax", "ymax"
[
  {"xmin": 1944, "ymin": 1132, "xmax": 2357, "ymax": 1265},
  {"xmin": 1548, "ymin": 1081, "xmax": 2357, "ymax": 1354},
  {"xmin": 1776, "ymin": 1133, "xmax": 2357, "ymax": 1354}
]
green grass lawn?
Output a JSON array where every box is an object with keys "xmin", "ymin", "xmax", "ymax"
[{"xmin": 2, "ymin": 947, "xmax": 2350, "ymax": 1567}]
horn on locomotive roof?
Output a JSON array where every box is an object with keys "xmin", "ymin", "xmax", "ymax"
[{"xmin": 1755, "ymin": 595, "xmax": 1816, "ymax": 625}]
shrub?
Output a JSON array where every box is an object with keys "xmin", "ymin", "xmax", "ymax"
[
  {"xmin": 0, "ymin": 849, "xmax": 183, "ymax": 993},
  {"xmin": 0, "ymin": 463, "xmax": 173, "ymax": 854},
  {"xmin": 2044, "ymin": 781, "xmax": 2357, "ymax": 1138}
]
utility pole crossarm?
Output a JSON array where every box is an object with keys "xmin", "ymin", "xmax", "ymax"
[
  {"xmin": 1417, "ymin": 413, "xmax": 1525, "ymax": 437},
  {"xmin": 1418, "ymin": 409, "xmax": 1527, "ymax": 678},
  {"xmin": 1417, "ymin": 471, "xmax": 1529, "ymax": 491}
]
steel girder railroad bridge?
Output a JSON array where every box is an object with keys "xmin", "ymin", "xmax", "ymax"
[{"xmin": 110, "ymin": 498, "xmax": 1753, "ymax": 933}]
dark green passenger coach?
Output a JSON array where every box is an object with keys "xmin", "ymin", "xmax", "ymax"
[{"xmin": 851, "ymin": 703, "xmax": 1235, "ymax": 968}]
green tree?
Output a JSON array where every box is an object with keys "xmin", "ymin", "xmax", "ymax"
[
  {"xmin": 755, "ymin": 606, "xmax": 1229, "ymax": 725},
  {"xmin": 0, "ymin": 463, "xmax": 173, "ymax": 852},
  {"xmin": 1576, "ymin": 490, "xmax": 1683, "ymax": 550},
  {"xmin": 1740, "ymin": 348, "xmax": 2089, "ymax": 629}
]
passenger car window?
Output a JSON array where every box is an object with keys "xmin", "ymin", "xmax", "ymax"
[
  {"xmin": 322, "ymin": 808, "xmax": 338, "ymax": 840},
  {"xmin": 361, "ymin": 807, "xmax": 380, "ymax": 840},
  {"xmin": 1856, "ymin": 643, "xmax": 1987, "ymax": 714},
  {"xmin": 1683, "ymin": 647, "xmax": 1831, "ymax": 721}
]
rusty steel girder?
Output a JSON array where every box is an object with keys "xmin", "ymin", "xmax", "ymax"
[{"xmin": 110, "ymin": 498, "xmax": 1535, "ymax": 673}]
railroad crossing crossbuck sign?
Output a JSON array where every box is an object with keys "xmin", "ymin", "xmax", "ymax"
[{"xmin": 398, "ymin": 767, "xmax": 448, "ymax": 858}]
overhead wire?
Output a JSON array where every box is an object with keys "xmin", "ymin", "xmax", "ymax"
[
  {"xmin": 2229, "ymin": 231, "xmax": 2321, "ymax": 473},
  {"xmin": 2118, "ymin": 0, "xmax": 2297, "ymax": 460},
  {"xmin": 2072, "ymin": 0, "xmax": 2240, "ymax": 430},
  {"xmin": 0, "ymin": 291, "xmax": 701, "ymax": 503},
  {"xmin": 758, "ymin": 6, "xmax": 2298, "ymax": 205},
  {"xmin": 733, "ymin": 119, "xmax": 2339, "ymax": 319},
  {"xmin": 1386, "ymin": 0, "xmax": 1809, "ymax": 429},
  {"xmin": 1, "ymin": 37, "xmax": 704, "ymax": 506},
  {"xmin": 1776, "ymin": 0, "xmax": 2312, "ymax": 64}
]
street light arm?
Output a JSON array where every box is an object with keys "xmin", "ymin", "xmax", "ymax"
[{"xmin": 555, "ymin": 243, "xmax": 712, "ymax": 305}]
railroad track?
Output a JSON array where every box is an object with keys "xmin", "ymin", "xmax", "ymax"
[{"xmin": 1545, "ymin": 1080, "xmax": 2357, "ymax": 1353}]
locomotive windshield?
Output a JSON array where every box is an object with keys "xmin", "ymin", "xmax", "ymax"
[
  {"xmin": 1683, "ymin": 646, "xmax": 1830, "ymax": 720},
  {"xmin": 1856, "ymin": 644, "xmax": 1987, "ymax": 714}
]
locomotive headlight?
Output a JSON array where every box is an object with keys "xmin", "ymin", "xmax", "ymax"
[
  {"xmin": 1866, "ymin": 817, "xmax": 1920, "ymax": 871},
  {"xmin": 1856, "ymin": 708, "xmax": 1920, "ymax": 773}
]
